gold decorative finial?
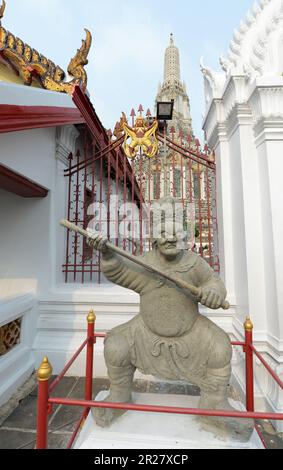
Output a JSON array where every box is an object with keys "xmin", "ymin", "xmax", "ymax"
[
  {"xmin": 87, "ymin": 309, "xmax": 96, "ymax": 324},
  {"xmin": 37, "ymin": 357, "xmax": 52, "ymax": 382},
  {"xmin": 0, "ymin": 0, "xmax": 6, "ymax": 20},
  {"xmin": 67, "ymin": 28, "xmax": 92, "ymax": 91},
  {"xmin": 244, "ymin": 317, "xmax": 253, "ymax": 332},
  {"xmin": 0, "ymin": 9, "xmax": 92, "ymax": 94},
  {"xmin": 123, "ymin": 116, "xmax": 158, "ymax": 159}
]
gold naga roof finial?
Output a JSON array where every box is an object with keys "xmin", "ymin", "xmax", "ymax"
[
  {"xmin": 0, "ymin": 0, "xmax": 92, "ymax": 93},
  {"xmin": 67, "ymin": 28, "xmax": 92, "ymax": 91},
  {"xmin": 0, "ymin": 0, "xmax": 6, "ymax": 22}
]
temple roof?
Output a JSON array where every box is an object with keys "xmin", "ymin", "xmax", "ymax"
[
  {"xmin": 201, "ymin": 0, "xmax": 283, "ymax": 109},
  {"xmin": 0, "ymin": 0, "xmax": 91, "ymax": 94}
]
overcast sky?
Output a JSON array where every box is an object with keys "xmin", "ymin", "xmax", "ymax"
[{"xmin": 5, "ymin": 0, "xmax": 253, "ymax": 140}]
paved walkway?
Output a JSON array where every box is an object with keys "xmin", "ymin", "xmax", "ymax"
[{"xmin": 0, "ymin": 377, "xmax": 282, "ymax": 449}]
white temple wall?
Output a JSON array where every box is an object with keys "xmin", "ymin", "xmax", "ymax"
[
  {"xmin": 0, "ymin": 189, "xmax": 53, "ymax": 296},
  {"xmin": 254, "ymin": 136, "xmax": 283, "ymax": 344},
  {"xmin": 0, "ymin": 126, "xmax": 73, "ymax": 296},
  {"xmin": 0, "ymin": 128, "xmax": 56, "ymax": 191},
  {"xmin": 0, "ymin": 122, "xmax": 78, "ymax": 406},
  {"xmin": 203, "ymin": 75, "xmax": 283, "ymax": 429}
]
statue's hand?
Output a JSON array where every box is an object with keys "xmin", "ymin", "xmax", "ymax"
[
  {"xmin": 199, "ymin": 287, "xmax": 224, "ymax": 310},
  {"xmin": 86, "ymin": 233, "xmax": 108, "ymax": 254}
]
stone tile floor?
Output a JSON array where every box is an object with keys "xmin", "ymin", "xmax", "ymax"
[{"xmin": 0, "ymin": 376, "xmax": 282, "ymax": 449}]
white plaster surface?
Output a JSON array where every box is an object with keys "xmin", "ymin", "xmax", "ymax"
[{"xmin": 74, "ymin": 392, "xmax": 263, "ymax": 450}]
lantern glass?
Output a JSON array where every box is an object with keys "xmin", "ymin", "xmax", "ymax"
[{"xmin": 157, "ymin": 101, "xmax": 174, "ymax": 121}]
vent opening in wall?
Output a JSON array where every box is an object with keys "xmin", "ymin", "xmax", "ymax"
[{"xmin": 0, "ymin": 318, "xmax": 22, "ymax": 356}]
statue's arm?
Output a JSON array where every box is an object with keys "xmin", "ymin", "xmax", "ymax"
[
  {"xmin": 101, "ymin": 250, "xmax": 149, "ymax": 294},
  {"xmin": 194, "ymin": 256, "xmax": 227, "ymax": 309}
]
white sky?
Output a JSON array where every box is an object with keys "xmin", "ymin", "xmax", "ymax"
[{"xmin": 4, "ymin": 0, "xmax": 253, "ymax": 140}]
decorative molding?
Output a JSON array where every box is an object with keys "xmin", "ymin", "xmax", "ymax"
[
  {"xmin": 56, "ymin": 125, "xmax": 80, "ymax": 166},
  {"xmin": 249, "ymin": 85, "xmax": 283, "ymax": 125},
  {"xmin": 206, "ymin": 122, "xmax": 228, "ymax": 150},
  {"xmin": 226, "ymin": 104, "xmax": 253, "ymax": 139},
  {"xmin": 253, "ymin": 116, "xmax": 283, "ymax": 146}
]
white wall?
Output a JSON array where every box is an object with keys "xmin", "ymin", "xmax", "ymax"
[
  {"xmin": 0, "ymin": 122, "xmax": 75, "ymax": 406},
  {"xmin": 203, "ymin": 75, "xmax": 283, "ymax": 430},
  {"xmin": 0, "ymin": 127, "xmax": 56, "ymax": 191},
  {"xmin": 0, "ymin": 189, "xmax": 53, "ymax": 296}
]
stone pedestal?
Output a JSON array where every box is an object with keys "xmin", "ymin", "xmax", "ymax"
[{"xmin": 74, "ymin": 392, "xmax": 263, "ymax": 449}]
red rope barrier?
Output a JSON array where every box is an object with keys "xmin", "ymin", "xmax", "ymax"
[
  {"xmin": 36, "ymin": 313, "xmax": 283, "ymax": 450},
  {"xmin": 48, "ymin": 396, "xmax": 283, "ymax": 421},
  {"xmin": 66, "ymin": 409, "xmax": 88, "ymax": 450},
  {"xmin": 49, "ymin": 339, "xmax": 88, "ymax": 394},
  {"xmin": 255, "ymin": 423, "xmax": 267, "ymax": 449}
]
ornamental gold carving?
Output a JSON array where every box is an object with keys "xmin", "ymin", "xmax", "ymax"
[
  {"xmin": 0, "ymin": 1, "xmax": 91, "ymax": 94},
  {"xmin": 0, "ymin": 318, "xmax": 21, "ymax": 356},
  {"xmin": 123, "ymin": 116, "xmax": 158, "ymax": 159}
]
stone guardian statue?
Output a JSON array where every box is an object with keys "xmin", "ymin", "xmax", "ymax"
[{"xmin": 87, "ymin": 197, "xmax": 253, "ymax": 441}]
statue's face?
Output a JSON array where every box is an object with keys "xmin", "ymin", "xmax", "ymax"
[{"xmin": 156, "ymin": 222, "xmax": 185, "ymax": 261}]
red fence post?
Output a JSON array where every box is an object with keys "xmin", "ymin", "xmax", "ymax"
[
  {"xmin": 85, "ymin": 309, "xmax": 96, "ymax": 404},
  {"xmin": 36, "ymin": 357, "xmax": 52, "ymax": 450},
  {"xmin": 244, "ymin": 317, "xmax": 255, "ymax": 412}
]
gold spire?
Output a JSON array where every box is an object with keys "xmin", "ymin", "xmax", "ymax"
[
  {"xmin": 37, "ymin": 357, "xmax": 52, "ymax": 382},
  {"xmin": 87, "ymin": 309, "xmax": 96, "ymax": 324}
]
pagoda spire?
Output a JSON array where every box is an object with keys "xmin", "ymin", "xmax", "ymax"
[
  {"xmin": 156, "ymin": 33, "xmax": 194, "ymax": 137},
  {"xmin": 164, "ymin": 33, "xmax": 181, "ymax": 84}
]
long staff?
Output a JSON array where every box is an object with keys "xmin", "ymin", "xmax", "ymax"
[{"xmin": 60, "ymin": 219, "xmax": 230, "ymax": 310}]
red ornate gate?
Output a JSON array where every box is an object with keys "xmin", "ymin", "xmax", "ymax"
[{"xmin": 63, "ymin": 107, "xmax": 219, "ymax": 283}]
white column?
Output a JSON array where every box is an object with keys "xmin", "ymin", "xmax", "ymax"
[
  {"xmin": 248, "ymin": 82, "xmax": 283, "ymax": 430},
  {"xmin": 249, "ymin": 82, "xmax": 283, "ymax": 343},
  {"xmin": 203, "ymin": 101, "xmax": 236, "ymax": 305}
]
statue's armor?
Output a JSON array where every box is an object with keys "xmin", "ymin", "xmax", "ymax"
[
  {"xmin": 102, "ymin": 248, "xmax": 226, "ymax": 337},
  {"xmin": 101, "ymin": 248, "xmax": 232, "ymax": 390}
]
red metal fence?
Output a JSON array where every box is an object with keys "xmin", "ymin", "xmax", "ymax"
[
  {"xmin": 63, "ymin": 107, "xmax": 219, "ymax": 283},
  {"xmin": 36, "ymin": 312, "xmax": 283, "ymax": 450}
]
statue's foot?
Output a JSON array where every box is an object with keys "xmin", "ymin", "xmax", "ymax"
[
  {"xmin": 198, "ymin": 398, "xmax": 254, "ymax": 442},
  {"xmin": 92, "ymin": 390, "xmax": 133, "ymax": 428}
]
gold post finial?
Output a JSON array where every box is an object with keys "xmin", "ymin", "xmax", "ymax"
[
  {"xmin": 244, "ymin": 317, "xmax": 253, "ymax": 332},
  {"xmin": 37, "ymin": 357, "xmax": 52, "ymax": 382},
  {"xmin": 87, "ymin": 309, "xmax": 96, "ymax": 324}
]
